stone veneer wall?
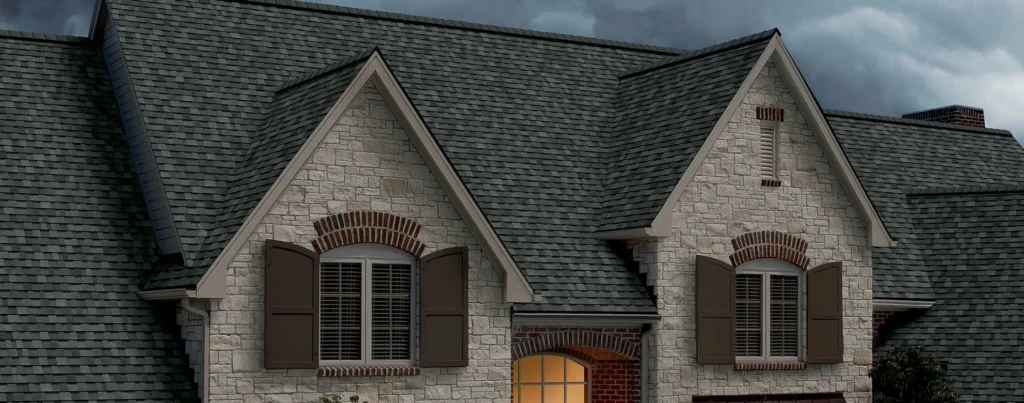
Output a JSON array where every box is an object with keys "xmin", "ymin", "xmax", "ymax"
[
  {"xmin": 205, "ymin": 83, "xmax": 512, "ymax": 402},
  {"xmin": 650, "ymin": 61, "xmax": 873, "ymax": 402}
]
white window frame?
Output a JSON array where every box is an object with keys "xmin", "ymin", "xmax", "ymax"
[
  {"xmin": 319, "ymin": 243, "xmax": 417, "ymax": 366},
  {"xmin": 735, "ymin": 258, "xmax": 804, "ymax": 362},
  {"xmin": 512, "ymin": 353, "xmax": 591, "ymax": 403}
]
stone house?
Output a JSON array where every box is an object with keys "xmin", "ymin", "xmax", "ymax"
[{"xmin": 2, "ymin": 1, "xmax": 1022, "ymax": 403}]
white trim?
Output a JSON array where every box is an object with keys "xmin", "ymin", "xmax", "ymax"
[
  {"xmin": 735, "ymin": 259, "xmax": 803, "ymax": 362},
  {"xmin": 194, "ymin": 51, "xmax": 534, "ymax": 303},
  {"xmin": 647, "ymin": 34, "xmax": 895, "ymax": 247},
  {"xmin": 137, "ymin": 288, "xmax": 196, "ymax": 300},
  {"xmin": 873, "ymin": 299, "xmax": 935, "ymax": 311}
]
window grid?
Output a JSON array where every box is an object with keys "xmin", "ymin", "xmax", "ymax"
[
  {"xmin": 319, "ymin": 255, "xmax": 415, "ymax": 366},
  {"xmin": 512, "ymin": 354, "xmax": 589, "ymax": 403},
  {"xmin": 735, "ymin": 262, "xmax": 803, "ymax": 362}
]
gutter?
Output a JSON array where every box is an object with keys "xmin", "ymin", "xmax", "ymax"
[
  {"xmin": 181, "ymin": 299, "xmax": 210, "ymax": 403},
  {"xmin": 511, "ymin": 312, "xmax": 661, "ymax": 327},
  {"xmin": 873, "ymin": 298, "xmax": 935, "ymax": 311}
]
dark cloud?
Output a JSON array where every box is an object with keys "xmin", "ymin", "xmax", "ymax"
[{"xmin": 4, "ymin": 0, "xmax": 1023, "ymax": 143}]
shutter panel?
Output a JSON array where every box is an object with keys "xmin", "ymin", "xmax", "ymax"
[
  {"xmin": 806, "ymin": 262, "xmax": 843, "ymax": 364},
  {"xmin": 264, "ymin": 240, "xmax": 319, "ymax": 369},
  {"xmin": 418, "ymin": 246, "xmax": 469, "ymax": 367},
  {"xmin": 696, "ymin": 255, "xmax": 735, "ymax": 364}
]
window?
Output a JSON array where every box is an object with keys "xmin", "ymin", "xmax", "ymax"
[
  {"xmin": 512, "ymin": 354, "xmax": 589, "ymax": 403},
  {"xmin": 759, "ymin": 124, "xmax": 778, "ymax": 179},
  {"xmin": 735, "ymin": 259, "xmax": 802, "ymax": 361},
  {"xmin": 319, "ymin": 243, "xmax": 415, "ymax": 365}
]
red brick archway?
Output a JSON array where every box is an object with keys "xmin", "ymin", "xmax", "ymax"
[
  {"xmin": 511, "ymin": 330, "xmax": 640, "ymax": 360},
  {"xmin": 311, "ymin": 211, "xmax": 425, "ymax": 256},
  {"xmin": 729, "ymin": 230, "xmax": 810, "ymax": 269}
]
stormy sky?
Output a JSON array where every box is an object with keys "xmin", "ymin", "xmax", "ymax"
[{"xmin": 3, "ymin": 0, "xmax": 1023, "ymax": 144}]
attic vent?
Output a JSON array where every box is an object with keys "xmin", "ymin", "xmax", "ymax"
[{"xmin": 759, "ymin": 125, "xmax": 780, "ymax": 187}]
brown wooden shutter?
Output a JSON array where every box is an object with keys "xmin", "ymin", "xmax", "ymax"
[
  {"xmin": 264, "ymin": 240, "xmax": 319, "ymax": 369},
  {"xmin": 806, "ymin": 262, "xmax": 843, "ymax": 364},
  {"xmin": 418, "ymin": 246, "xmax": 469, "ymax": 367},
  {"xmin": 696, "ymin": 255, "xmax": 735, "ymax": 365}
]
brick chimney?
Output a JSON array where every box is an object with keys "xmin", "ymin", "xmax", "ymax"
[{"xmin": 902, "ymin": 105, "xmax": 985, "ymax": 127}]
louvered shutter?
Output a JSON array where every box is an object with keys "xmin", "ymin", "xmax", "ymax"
[
  {"xmin": 320, "ymin": 262, "xmax": 362, "ymax": 361},
  {"xmin": 759, "ymin": 125, "xmax": 777, "ymax": 178},
  {"xmin": 806, "ymin": 262, "xmax": 843, "ymax": 363},
  {"xmin": 735, "ymin": 274, "xmax": 762, "ymax": 357},
  {"xmin": 371, "ymin": 263, "xmax": 413, "ymax": 360},
  {"xmin": 769, "ymin": 275, "xmax": 799, "ymax": 357},
  {"xmin": 264, "ymin": 240, "xmax": 319, "ymax": 369},
  {"xmin": 696, "ymin": 255, "xmax": 735, "ymax": 364},
  {"xmin": 419, "ymin": 247, "xmax": 469, "ymax": 367}
]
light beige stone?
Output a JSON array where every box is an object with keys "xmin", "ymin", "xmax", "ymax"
[{"xmin": 854, "ymin": 349, "xmax": 873, "ymax": 365}]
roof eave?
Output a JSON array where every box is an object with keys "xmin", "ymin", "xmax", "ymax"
[{"xmin": 137, "ymin": 287, "xmax": 197, "ymax": 300}]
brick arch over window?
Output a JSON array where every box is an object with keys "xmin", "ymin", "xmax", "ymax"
[
  {"xmin": 511, "ymin": 331, "xmax": 640, "ymax": 361},
  {"xmin": 310, "ymin": 211, "xmax": 425, "ymax": 257},
  {"xmin": 729, "ymin": 230, "xmax": 810, "ymax": 269}
]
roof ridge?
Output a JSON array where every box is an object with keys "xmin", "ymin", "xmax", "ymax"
[
  {"xmin": 907, "ymin": 183, "xmax": 1024, "ymax": 197},
  {"xmin": 229, "ymin": 0, "xmax": 687, "ymax": 55},
  {"xmin": 618, "ymin": 28, "xmax": 778, "ymax": 79},
  {"xmin": 824, "ymin": 109, "xmax": 1014, "ymax": 136},
  {"xmin": 0, "ymin": 29, "xmax": 90, "ymax": 44},
  {"xmin": 276, "ymin": 47, "xmax": 376, "ymax": 93}
]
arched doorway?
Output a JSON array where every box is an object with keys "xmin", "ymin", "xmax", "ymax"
[{"xmin": 512, "ymin": 353, "xmax": 589, "ymax": 403}]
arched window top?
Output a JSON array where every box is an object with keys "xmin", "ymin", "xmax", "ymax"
[
  {"xmin": 735, "ymin": 258, "xmax": 802, "ymax": 274},
  {"xmin": 321, "ymin": 243, "xmax": 413, "ymax": 261}
]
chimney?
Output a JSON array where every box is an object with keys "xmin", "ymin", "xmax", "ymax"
[{"xmin": 901, "ymin": 105, "xmax": 985, "ymax": 127}]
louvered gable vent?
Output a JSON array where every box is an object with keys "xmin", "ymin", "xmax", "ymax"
[{"xmin": 759, "ymin": 125, "xmax": 777, "ymax": 179}]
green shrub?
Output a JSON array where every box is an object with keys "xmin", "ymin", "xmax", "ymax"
[{"xmin": 870, "ymin": 346, "xmax": 959, "ymax": 403}]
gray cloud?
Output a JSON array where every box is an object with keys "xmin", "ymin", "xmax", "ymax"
[{"xmin": 4, "ymin": 0, "xmax": 1023, "ymax": 144}]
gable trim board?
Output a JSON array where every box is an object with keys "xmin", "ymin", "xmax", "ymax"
[
  {"xmin": 177, "ymin": 50, "xmax": 534, "ymax": 303},
  {"xmin": 596, "ymin": 34, "xmax": 894, "ymax": 248}
]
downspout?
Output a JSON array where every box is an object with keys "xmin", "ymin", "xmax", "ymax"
[
  {"xmin": 181, "ymin": 298, "xmax": 210, "ymax": 403},
  {"xmin": 640, "ymin": 323, "xmax": 652, "ymax": 403}
]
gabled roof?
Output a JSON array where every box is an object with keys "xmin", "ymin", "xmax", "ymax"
[
  {"xmin": 599, "ymin": 30, "xmax": 775, "ymax": 231},
  {"xmin": 880, "ymin": 186, "xmax": 1024, "ymax": 401},
  {"xmin": 0, "ymin": 33, "xmax": 196, "ymax": 402},
  {"xmin": 827, "ymin": 111, "xmax": 1024, "ymax": 300},
  {"xmin": 103, "ymin": 0, "xmax": 710, "ymax": 312}
]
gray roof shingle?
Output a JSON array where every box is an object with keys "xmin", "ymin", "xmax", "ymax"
[
  {"xmin": 106, "ymin": 0, "xmax": 776, "ymax": 312},
  {"xmin": 0, "ymin": 34, "xmax": 197, "ymax": 402},
  {"xmin": 880, "ymin": 187, "xmax": 1024, "ymax": 402},
  {"xmin": 827, "ymin": 111, "xmax": 1024, "ymax": 300}
]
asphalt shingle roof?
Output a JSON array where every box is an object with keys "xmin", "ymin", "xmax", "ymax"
[
  {"xmin": 105, "ymin": 0, "xmax": 777, "ymax": 312},
  {"xmin": 0, "ymin": 34, "xmax": 197, "ymax": 402},
  {"xmin": 879, "ymin": 186, "xmax": 1024, "ymax": 403},
  {"xmin": 827, "ymin": 111, "xmax": 1024, "ymax": 300}
]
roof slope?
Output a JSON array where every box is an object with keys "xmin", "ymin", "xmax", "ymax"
[
  {"xmin": 827, "ymin": 111, "xmax": 1024, "ymax": 300},
  {"xmin": 143, "ymin": 51, "xmax": 369, "ymax": 289},
  {"xmin": 600, "ymin": 31, "xmax": 773, "ymax": 231},
  {"xmin": 880, "ymin": 186, "xmax": 1024, "ymax": 402},
  {"xmin": 0, "ymin": 35, "xmax": 196, "ymax": 402},
  {"xmin": 106, "ymin": 0, "xmax": 775, "ymax": 312}
]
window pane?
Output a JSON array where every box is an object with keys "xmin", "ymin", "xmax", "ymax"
[
  {"xmin": 735, "ymin": 274, "xmax": 763, "ymax": 357},
  {"xmin": 520, "ymin": 355, "xmax": 542, "ymax": 383},
  {"xmin": 544, "ymin": 385, "xmax": 565, "ymax": 403},
  {"xmin": 371, "ymin": 263, "xmax": 412, "ymax": 360},
  {"xmin": 567, "ymin": 384, "xmax": 586, "ymax": 403},
  {"xmin": 566, "ymin": 359, "xmax": 585, "ymax": 382},
  {"xmin": 543, "ymin": 355, "xmax": 565, "ymax": 382},
  {"xmin": 520, "ymin": 385, "xmax": 542, "ymax": 403},
  {"xmin": 770, "ymin": 275, "xmax": 799, "ymax": 357},
  {"xmin": 320, "ymin": 262, "xmax": 362, "ymax": 361}
]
